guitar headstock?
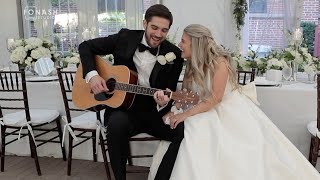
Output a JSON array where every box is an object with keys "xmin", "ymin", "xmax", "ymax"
[{"xmin": 171, "ymin": 89, "xmax": 200, "ymax": 109}]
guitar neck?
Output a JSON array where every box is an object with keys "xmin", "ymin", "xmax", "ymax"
[{"xmin": 115, "ymin": 82, "xmax": 172, "ymax": 97}]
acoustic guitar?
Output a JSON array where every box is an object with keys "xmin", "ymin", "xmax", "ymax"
[{"xmin": 72, "ymin": 56, "xmax": 199, "ymax": 110}]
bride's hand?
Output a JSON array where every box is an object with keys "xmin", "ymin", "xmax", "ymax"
[{"xmin": 169, "ymin": 113, "xmax": 187, "ymax": 129}]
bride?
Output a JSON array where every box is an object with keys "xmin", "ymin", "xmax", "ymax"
[{"xmin": 149, "ymin": 24, "xmax": 320, "ymax": 180}]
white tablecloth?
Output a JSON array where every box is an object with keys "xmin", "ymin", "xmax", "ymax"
[
  {"xmin": 1, "ymin": 76, "xmax": 317, "ymax": 167},
  {"xmin": 256, "ymin": 81, "xmax": 316, "ymax": 157}
]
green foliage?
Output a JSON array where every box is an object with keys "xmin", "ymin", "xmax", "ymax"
[
  {"xmin": 232, "ymin": 0, "xmax": 248, "ymax": 39},
  {"xmin": 99, "ymin": 12, "xmax": 126, "ymax": 23},
  {"xmin": 300, "ymin": 21, "xmax": 316, "ymax": 55}
]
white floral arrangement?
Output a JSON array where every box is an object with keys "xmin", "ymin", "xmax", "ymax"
[
  {"xmin": 232, "ymin": 53, "xmax": 251, "ymax": 71},
  {"xmin": 157, "ymin": 52, "xmax": 176, "ymax": 65},
  {"xmin": 102, "ymin": 54, "xmax": 114, "ymax": 64},
  {"xmin": 64, "ymin": 52, "xmax": 80, "ymax": 65},
  {"xmin": 8, "ymin": 37, "xmax": 59, "ymax": 68},
  {"xmin": 266, "ymin": 58, "xmax": 287, "ymax": 70},
  {"xmin": 303, "ymin": 63, "xmax": 317, "ymax": 74}
]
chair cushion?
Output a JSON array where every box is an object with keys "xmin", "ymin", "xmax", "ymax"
[
  {"xmin": 69, "ymin": 112, "xmax": 98, "ymax": 129},
  {"xmin": 131, "ymin": 133, "xmax": 155, "ymax": 138},
  {"xmin": 3, "ymin": 109, "xmax": 59, "ymax": 126},
  {"xmin": 307, "ymin": 121, "xmax": 319, "ymax": 137}
]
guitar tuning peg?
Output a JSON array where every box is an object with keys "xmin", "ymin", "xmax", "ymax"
[
  {"xmin": 184, "ymin": 100, "xmax": 187, "ymax": 103},
  {"xmin": 178, "ymin": 100, "xmax": 181, "ymax": 102},
  {"xmin": 183, "ymin": 88, "xmax": 187, "ymax": 92},
  {"xmin": 191, "ymin": 101, "xmax": 193, "ymax": 104},
  {"xmin": 190, "ymin": 90, "xmax": 192, "ymax": 93}
]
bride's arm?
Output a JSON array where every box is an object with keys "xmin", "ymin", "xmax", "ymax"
[{"xmin": 169, "ymin": 59, "xmax": 229, "ymax": 129}]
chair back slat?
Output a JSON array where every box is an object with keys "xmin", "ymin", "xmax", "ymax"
[
  {"xmin": 57, "ymin": 68, "xmax": 89, "ymax": 123},
  {"xmin": 0, "ymin": 71, "xmax": 24, "ymax": 91},
  {"xmin": 0, "ymin": 70, "xmax": 31, "ymax": 122},
  {"xmin": 237, "ymin": 69, "xmax": 256, "ymax": 85}
]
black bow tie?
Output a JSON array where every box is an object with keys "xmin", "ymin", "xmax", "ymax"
[{"xmin": 138, "ymin": 43, "xmax": 158, "ymax": 56}]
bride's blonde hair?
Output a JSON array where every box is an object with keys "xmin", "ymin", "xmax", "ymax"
[{"xmin": 182, "ymin": 24, "xmax": 238, "ymax": 99}]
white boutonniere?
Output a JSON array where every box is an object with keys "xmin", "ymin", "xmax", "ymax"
[{"xmin": 157, "ymin": 52, "xmax": 176, "ymax": 65}]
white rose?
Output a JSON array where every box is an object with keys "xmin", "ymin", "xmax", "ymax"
[
  {"xmin": 65, "ymin": 57, "xmax": 71, "ymax": 63},
  {"xmin": 14, "ymin": 40, "xmax": 23, "ymax": 47},
  {"xmin": 24, "ymin": 44, "xmax": 33, "ymax": 51},
  {"xmin": 53, "ymin": 53, "xmax": 61, "ymax": 59},
  {"xmin": 19, "ymin": 59, "xmax": 25, "ymax": 64},
  {"xmin": 10, "ymin": 47, "xmax": 27, "ymax": 63},
  {"xmin": 303, "ymin": 64, "xmax": 316, "ymax": 73},
  {"xmin": 165, "ymin": 52, "xmax": 176, "ymax": 63},
  {"xmin": 50, "ymin": 46, "xmax": 57, "ymax": 51},
  {"xmin": 70, "ymin": 57, "xmax": 80, "ymax": 64},
  {"xmin": 157, "ymin": 55, "xmax": 167, "ymax": 65},
  {"xmin": 26, "ymin": 37, "xmax": 43, "ymax": 48},
  {"xmin": 38, "ymin": 47, "xmax": 51, "ymax": 58},
  {"xmin": 275, "ymin": 61, "xmax": 283, "ymax": 68},
  {"xmin": 31, "ymin": 49, "xmax": 41, "ymax": 59}
]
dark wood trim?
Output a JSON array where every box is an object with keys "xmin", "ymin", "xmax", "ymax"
[{"xmin": 16, "ymin": 0, "xmax": 24, "ymax": 38}]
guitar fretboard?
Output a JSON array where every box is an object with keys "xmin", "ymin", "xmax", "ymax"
[{"xmin": 115, "ymin": 83, "xmax": 171, "ymax": 97}]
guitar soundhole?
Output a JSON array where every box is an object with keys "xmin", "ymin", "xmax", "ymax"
[
  {"xmin": 106, "ymin": 78, "xmax": 116, "ymax": 92},
  {"xmin": 94, "ymin": 78, "xmax": 116, "ymax": 101}
]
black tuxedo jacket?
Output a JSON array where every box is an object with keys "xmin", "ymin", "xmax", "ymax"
[{"xmin": 78, "ymin": 29, "xmax": 184, "ymax": 115}]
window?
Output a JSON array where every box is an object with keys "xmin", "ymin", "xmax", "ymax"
[
  {"xmin": 98, "ymin": 0, "xmax": 126, "ymax": 37},
  {"xmin": 21, "ymin": 0, "xmax": 152, "ymax": 53},
  {"xmin": 249, "ymin": 0, "xmax": 267, "ymax": 13},
  {"xmin": 246, "ymin": 0, "xmax": 285, "ymax": 51}
]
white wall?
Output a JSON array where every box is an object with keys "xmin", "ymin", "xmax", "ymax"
[
  {"xmin": 0, "ymin": 0, "xmax": 20, "ymax": 66},
  {"xmin": 163, "ymin": 0, "xmax": 238, "ymax": 51}
]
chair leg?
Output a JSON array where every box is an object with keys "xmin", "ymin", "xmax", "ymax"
[
  {"xmin": 67, "ymin": 133, "xmax": 73, "ymax": 176},
  {"xmin": 100, "ymin": 135, "xmax": 112, "ymax": 180},
  {"xmin": 92, "ymin": 131, "xmax": 97, "ymax": 162},
  {"xmin": 309, "ymin": 137, "xmax": 315, "ymax": 164},
  {"xmin": 55, "ymin": 118, "xmax": 66, "ymax": 161},
  {"xmin": 29, "ymin": 128, "xmax": 34, "ymax": 159},
  {"xmin": 127, "ymin": 142, "xmax": 133, "ymax": 166},
  {"xmin": 29, "ymin": 132, "xmax": 41, "ymax": 176},
  {"xmin": 309, "ymin": 137, "xmax": 319, "ymax": 166},
  {"xmin": 1, "ymin": 126, "xmax": 6, "ymax": 172}
]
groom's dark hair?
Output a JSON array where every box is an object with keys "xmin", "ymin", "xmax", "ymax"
[{"xmin": 145, "ymin": 4, "xmax": 173, "ymax": 28}]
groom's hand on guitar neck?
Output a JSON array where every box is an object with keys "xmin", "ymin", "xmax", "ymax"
[
  {"xmin": 89, "ymin": 75, "xmax": 109, "ymax": 94},
  {"xmin": 154, "ymin": 89, "xmax": 171, "ymax": 107}
]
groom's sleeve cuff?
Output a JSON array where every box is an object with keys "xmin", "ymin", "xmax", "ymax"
[{"xmin": 85, "ymin": 70, "xmax": 99, "ymax": 83}]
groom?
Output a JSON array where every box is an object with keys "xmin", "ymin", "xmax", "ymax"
[{"xmin": 78, "ymin": 4, "xmax": 184, "ymax": 180}]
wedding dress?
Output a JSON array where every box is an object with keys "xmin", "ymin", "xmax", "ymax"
[{"xmin": 148, "ymin": 80, "xmax": 320, "ymax": 180}]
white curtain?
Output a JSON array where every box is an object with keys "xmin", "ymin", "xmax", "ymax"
[
  {"xmin": 125, "ymin": 0, "xmax": 144, "ymax": 30},
  {"xmin": 77, "ymin": 0, "xmax": 98, "ymax": 41},
  {"xmin": 284, "ymin": 0, "xmax": 303, "ymax": 41}
]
